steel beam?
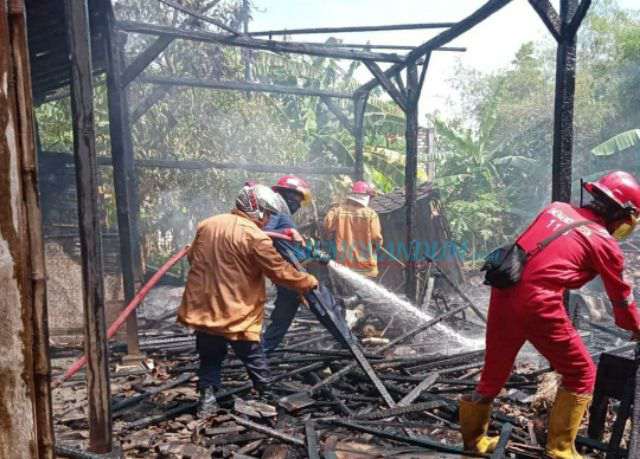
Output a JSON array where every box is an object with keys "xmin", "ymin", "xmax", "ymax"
[{"xmin": 64, "ymin": 0, "xmax": 112, "ymax": 452}]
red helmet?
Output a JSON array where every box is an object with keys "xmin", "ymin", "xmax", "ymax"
[
  {"xmin": 584, "ymin": 171, "xmax": 640, "ymax": 215},
  {"xmin": 352, "ymin": 181, "xmax": 376, "ymax": 196},
  {"xmin": 273, "ymin": 175, "xmax": 311, "ymax": 204}
]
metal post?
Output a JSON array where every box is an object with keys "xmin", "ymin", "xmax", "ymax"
[
  {"xmin": 104, "ymin": 6, "xmax": 143, "ymax": 358},
  {"xmin": 404, "ymin": 64, "xmax": 419, "ymax": 301},
  {"xmin": 551, "ymin": 0, "xmax": 578, "ymax": 203},
  {"xmin": 353, "ymin": 91, "xmax": 368, "ymax": 181},
  {"xmin": 64, "ymin": 0, "xmax": 112, "ymax": 452}
]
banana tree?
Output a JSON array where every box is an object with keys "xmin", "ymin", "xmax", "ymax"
[
  {"xmin": 432, "ymin": 116, "xmax": 539, "ymax": 252},
  {"xmin": 582, "ymin": 129, "xmax": 640, "ymax": 182}
]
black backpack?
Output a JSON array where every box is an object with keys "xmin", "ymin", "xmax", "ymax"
[{"xmin": 481, "ymin": 220, "xmax": 590, "ymax": 289}]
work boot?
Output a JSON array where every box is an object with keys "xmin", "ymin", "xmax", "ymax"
[
  {"xmin": 545, "ymin": 387, "xmax": 592, "ymax": 459},
  {"xmin": 197, "ymin": 386, "xmax": 219, "ymax": 419},
  {"xmin": 459, "ymin": 398, "xmax": 499, "ymax": 454}
]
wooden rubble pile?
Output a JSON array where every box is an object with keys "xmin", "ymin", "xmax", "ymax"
[{"xmin": 51, "ymin": 289, "xmax": 633, "ymax": 459}]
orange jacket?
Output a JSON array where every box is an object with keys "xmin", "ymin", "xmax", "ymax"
[
  {"xmin": 324, "ymin": 201, "xmax": 383, "ymax": 277},
  {"xmin": 177, "ymin": 210, "xmax": 317, "ymax": 341}
]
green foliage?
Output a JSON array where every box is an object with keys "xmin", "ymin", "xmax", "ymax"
[
  {"xmin": 435, "ymin": 1, "xmax": 640, "ymax": 258},
  {"xmin": 35, "ymin": 0, "xmax": 409, "ymax": 263},
  {"xmin": 591, "ymin": 129, "xmax": 640, "ymax": 157}
]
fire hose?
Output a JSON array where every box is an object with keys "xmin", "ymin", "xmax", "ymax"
[{"xmin": 53, "ymin": 246, "xmax": 189, "ymax": 388}]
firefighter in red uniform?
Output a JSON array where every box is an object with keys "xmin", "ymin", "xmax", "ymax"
[{"xmin": 459, "ymin": 171, "xmax": 640, "ymax": 458}]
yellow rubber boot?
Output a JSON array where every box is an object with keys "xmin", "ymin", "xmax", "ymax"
[
  {"xmin": 545, "ymin": 387, "xmax": 592, "ymax": 459},
  {"xmin": 459, "ymin": 398, "xmax": 499, "ymax": 454}
]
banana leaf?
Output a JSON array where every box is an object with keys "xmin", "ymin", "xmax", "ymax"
[{"xmin": 591, "ymin": 129, "xmax": 640, "ymax": 157}]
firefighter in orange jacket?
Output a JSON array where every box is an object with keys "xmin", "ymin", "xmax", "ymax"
[
  {"xmin": 460, "ymin": 171, "xmax": 640, "ymax": 458},
  {"xmin": 324, "ymin": 181, "xmax": 383, "ymax": 277},
  {"xmin": 178, "ymin": 184, "xmax": 318, "ymax": 417}
]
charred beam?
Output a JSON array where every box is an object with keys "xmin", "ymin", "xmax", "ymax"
[
  {"xmin": 304, "ymin": 421, "xmax": 321, "ymax": 459},
  {"xmin": 404, "ymin": 62, "xmax": 419, "ymax": 301},
  {"xmin": 353, "ymin": 91, "xmax": 368, "ymax": 181},
  {"xmin": 567, "ymin": 0, "xmax": 591, "ymax": 39},
  {"xmin": 128, "ymin": 157, "xmax": 352, "ymax": 175},
  {"xmin": 142, "ymin": 75, "xmax": 353, "ymax": 99},
  {"xmin": 418, "ymin": 52, "xmax": 432, "ymax": 92},
  {"xmin": 398, "ymin": 373, "xmax": 439, "ymax": 406},
  {"xmin": 51, "ymin": 151, "xmax": 352, "ymax": 177},
  {"xmin": 490, "ymin": 423, "xmax": 514, "ymax": 458},
  {"xmin": 112, "ymin": 372, "xmax": 195, "ymax": 413},
  {"xmin": 121, "ymin": 36, "xmax": 173, "ymax": 87},
  {"xmin": 352, "ymin": 400, "xmax": 448, "ymax": 420},
  {"xmin": 156, "ymin": 0, "xmax": 238, "ymax": 35},
  {"xmin": 363, "ymin": 60, "xmax": 407, "ymax": 112},
  {"xmin": 294, "ymin": 42, "xmax": 467, "ymax": 52},
  {"xmin": 64, "ymin": 0, "xmax": 112, "ymax": 452},
  {"xmin": 320, "ymin": 96, "xmax": 355, "ymax": 134},
  {"xmin": 116, "ymin": 20, "xmax": 407, "ymax": 63},
  {"xmin": 528, "ymin": 0, "xmax": 561, "ymax": 42},
  {"xmin": 357, "ymin": 0, "xmax": 512, "ymax": 93},
  {"xmin": 121, "ymin": 2, "xmax": 224, "ymax": 88},
  {"xmin": 551, "ymin": 0, "xmax": 580, "ymax": 203},
  {"xmin": 130, "ymin": 85, "xmax": 178, "ymax": 123},
  {"xmin": 324, "ymin": 419, "xmax": 465, "ymax": 455},
  {"xmin": 230, "ymin": 415, "xmax": 305, "ymax": 446},
  {"xmin": 247, "ymin": 22, "xmax": 456, "ymax": 36},
  {"xmin": 105, "ymin": 10, "xmax": 143, "ymax": 356}
]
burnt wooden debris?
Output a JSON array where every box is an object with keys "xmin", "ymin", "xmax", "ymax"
[{"xmin": 51, "ymin": 286, "xmax": 640, "ymax": 457}]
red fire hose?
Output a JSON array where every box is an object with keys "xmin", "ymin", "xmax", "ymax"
[
  {"xmin": 53, "ymin": 246, "xmax": 189, "ymax": 388},
  {"xmin": 264, "ymin": 230, "xmax": 294, "ymax": 241}
]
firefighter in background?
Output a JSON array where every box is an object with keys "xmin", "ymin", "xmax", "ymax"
[
  {"xmin": 460, "ymin": 171, "xmax": 640, "ymax": 458},
  {"xmin": 261, "ymin": 175, "xmax": 325, "ymax": 354},
  {"xmin": 324, "ymin": 181, "xmax": 383, "ymax": 277},
  {"xmin": 177, "ymin": 184, "xmax": 318, "ymax": 417}
]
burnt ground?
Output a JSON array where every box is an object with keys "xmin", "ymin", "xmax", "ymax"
[{"xmin": 51, "ymin": 276, "xmax": 637, "ymax": 458}]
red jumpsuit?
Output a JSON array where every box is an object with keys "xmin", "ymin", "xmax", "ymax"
[{"xmin": 476, "ymin": 202, "xmax": 640, "ymax": 397}]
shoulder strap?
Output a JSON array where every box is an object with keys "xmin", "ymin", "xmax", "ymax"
[{"xmin": 526, "ymin": 220, "xmax": 591, "ymax": 258}]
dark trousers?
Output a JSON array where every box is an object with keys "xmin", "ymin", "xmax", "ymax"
[
  {"xmin": 262, "ymin": 286, "xmax": 301, "ymax": 354},
  {"xmin": 196, "ymin": 332, "xmax": 271, "ymax": 391}
]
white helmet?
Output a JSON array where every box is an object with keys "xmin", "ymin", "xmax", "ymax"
[{"xmin": 236, "ymin": 183, "xmax": 289, "ymax": 220}]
